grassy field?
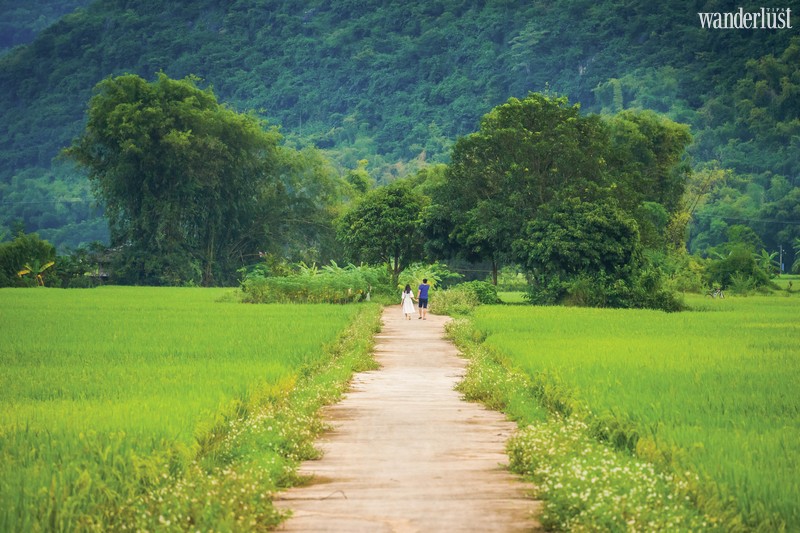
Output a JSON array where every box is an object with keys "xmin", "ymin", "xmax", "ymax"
[
  {"xmin": 497, "ymin": 291, "xmax": 527, "ymax": 304},
  {"xmin": 471, "ymin": 293, "xmax": 799, "ymax": 530},
  {"xmin": 0, "ymin": 287, "xmax": 376, "ymax": 531}
]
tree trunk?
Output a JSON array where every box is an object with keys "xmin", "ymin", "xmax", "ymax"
[
  {"xmin": 392, "ymin": 252, "xmax": 401, "ymax": 287},
  {"xmin": 203, "ymin": 228, "xmax": 215, "ymax": 287}
]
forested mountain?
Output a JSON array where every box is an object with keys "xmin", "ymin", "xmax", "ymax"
[
  {"xmin": 0, "ymin": 0, "xmax": 798, "ymax": 257},
  {"xmin": 0, "ymin": 0, "xmax": 90, "ymax": 55}
]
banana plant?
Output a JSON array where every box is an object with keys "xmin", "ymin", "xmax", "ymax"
[
  {"xmin": 17, "ymin": 259, "xmax": 55, "ymax": 286},
  {"xmin": 793, "ymin": 238, "xmax": 800, "ymax": 274},
  {"xmin": 753, "ymin": 249, "xmax": 779, "ymax": 276}
]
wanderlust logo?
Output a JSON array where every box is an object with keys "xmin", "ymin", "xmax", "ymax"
[{"xmin": 698, "ymin": 7, "xmax": 792, "ymax": 29}]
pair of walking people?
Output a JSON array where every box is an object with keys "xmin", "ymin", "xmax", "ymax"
[{"xmin": 401, "ymin": 279, "xmax": 430, "ymax": 320}]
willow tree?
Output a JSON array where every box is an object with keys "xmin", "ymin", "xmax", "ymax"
[{"xmin": 65, "ymin": 73, "xmax": 281, "ymax": 285}]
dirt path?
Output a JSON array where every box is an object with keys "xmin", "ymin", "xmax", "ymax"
[{"xmin": 273, "ymin": 306, "xmax": 541, "ymax": 532}]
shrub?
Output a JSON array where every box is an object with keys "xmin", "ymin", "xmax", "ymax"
[
  {"xmin": 428, "ymin": 288, "xmax": 479, "ymax": 316},
  {"xmin": 534, "ymin": 270, "xmax": 685, "ymax": 312},
  {"xmin": 705, "ymin": 244, "xmax": 770, "ymax": 289},
  {"xmin": 241, "ymin": 262, "xmax": 387, "ymax": 304},
  {"xmin": 0, "ymin": 231, "xmax": 56, "ymax": 287},
  {"xmin": 397, "ymin": 262, "xmax": 462, "ymax": 291},
  {"xmin": 524, "ymin": 275, "xmax": 564, "ymax": 305},
  {"xmin": 457, "ymin": 280, "xmax": 500, "ymax": 304},
  {"xmin": 429, "ymin": 280, "xmax": 499, "ymax": 315}
]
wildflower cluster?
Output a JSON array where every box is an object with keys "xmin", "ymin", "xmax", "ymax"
[
  {"xmin": 123, "ymin": 461, "xmax": 285, "ymax": 532},
  {"xmin": 448, "ymin": 318, "xmax": 550, "ymax": 423},
  {"xmin": 508, "ymin": 418, "xmax": 715, "ymax": 531}
]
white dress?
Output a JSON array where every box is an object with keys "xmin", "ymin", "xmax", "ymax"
[{"xmin": 401, "ymin": 291, "xmax": 415, "ymax": 314}]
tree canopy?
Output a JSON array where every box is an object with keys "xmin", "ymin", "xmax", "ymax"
[
  {"xmin": 65, "ymin": 74, "xmax": 338, "ymax": 285},
  {"xmin": 337, "ymin": 180, "xmax": 427, "ymax": 285},
  {"xmin": 431, "ymin": 93, "xmax": 609, "ymax": 278},
  {"xmin": 1, "ymin": 1, "xmax": 798, "ymax": 264},
  {"xmin": 429, "ymin": 93, "xmax": 693, "ymax": 278}
]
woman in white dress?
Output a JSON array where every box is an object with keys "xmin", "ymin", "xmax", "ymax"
[{"xmin": 401, "ymin": 284, "xmax": 416, "ymax": 320}]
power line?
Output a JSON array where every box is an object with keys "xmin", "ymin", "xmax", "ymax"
[
  {"xmin": 692, "ymin": 212, "xmax": 800, "ymax": 226},
  {"xmin": 0, "ymin": 199, "xmax": 97, "ymax": 206}
]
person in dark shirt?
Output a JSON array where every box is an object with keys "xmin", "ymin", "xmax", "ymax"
[{"xmin": 417, "ymin": 278, "xmax": 430, "ymax": 320}]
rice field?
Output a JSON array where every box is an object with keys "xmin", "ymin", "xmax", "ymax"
[
  {"xmin": 472, "ymin": 294, "xmax": 800, "ymax": 530},
  {"xmin": 0, "ymin": 286, "xmax": 366, "ymax": 530}
]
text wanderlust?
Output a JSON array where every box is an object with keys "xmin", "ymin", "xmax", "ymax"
[{"xmin": 698, "ymin": 7, "xmax": 792, "ymax": 29}]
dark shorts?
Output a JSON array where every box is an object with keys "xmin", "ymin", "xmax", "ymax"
[{"xmin": 418, "ymin": 298, "xmax": 428, "ymax": 308}]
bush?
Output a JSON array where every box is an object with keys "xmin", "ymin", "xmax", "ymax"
[
  {"xmin": 646, "ymin": 249, "xmax": 707, "ymax": 293},
  {"xmin": 428, "ymin": 288, "xmax": 479, "ymax": 316},
  {"xmin": 457, "ymin": 280, "xmax": 500, "ymax": 304},
  {"xmin": 240, "ymin": 262, "xmax": 387, "ymax": 304},
  {"xmin": 705, "ymin": 245, "xmax": 770, "ymax": 289},
  {"xmin": 728, "ymin": 273, "xmax": 753, "ymax": 295},
  {"xmin": 530, "ymin": 270, "xmax": 685, "ymax": 312},
  {"xmin": 428, "ymin": 280, "xmax": 499, "ymax": 315},
  {"xmin": 397, "ymin": 262, "xmax": 462, "ymax": 291},
  {"xmin": 561, "ymin": 275, "xmax": 608, "ymax": 307},
  {"xmin": 0, "ymin": 231, "xmax": 56, "ymax": 287},
  {"xmin": 524, "ymin": 274, "xmax": 562, "ymax": 305}
]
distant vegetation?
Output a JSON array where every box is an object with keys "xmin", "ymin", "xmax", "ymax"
[
  {"xmin": 0, "ymin": 0, "xmax": 798, "ymax": 262},
  {"xmin": 2, "ymin": 80, "xmax": 795, "ymax": 312},
  {"xmin": 0, "ymin": 0, "xmax": 89, "ymax": 54}
]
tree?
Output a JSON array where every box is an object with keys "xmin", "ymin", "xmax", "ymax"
[
  {"xmin": 515, "ymin": 196, "xmax": 683, "ymax": 310},
  {"xmin": 337, "ymin": 180, "xmax": 427, "ymax": 285},
  {"xmin": 432, "ymin": 92, "xmax": 610, "ymax": 282},
  {"xmin": 514, "ymin": 197, "xmax": 642, "ymax": 303},
  {"xmin": 605, "ymin": 109, "xmax": 692, "ymax": 249},
  {"xmin": 64, "ymin": 73, "xmax": 282, "ymax": 285},
  {"xmin": 268, "ymin": 146, "xmax": 354, "ymax": 265}
]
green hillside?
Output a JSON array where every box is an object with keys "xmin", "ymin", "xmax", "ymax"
[
  {"xmin": 0, "ymin": 0, "xmax": 798, "ymax": 254},
  {"xmin": 0, "ymin": 0, "xmax": 90, "ymax": 55}
]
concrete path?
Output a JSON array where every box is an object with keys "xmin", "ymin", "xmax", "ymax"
[{"xmin": 273, "ymin": 306, "xmax": 541, "ymax": 532}]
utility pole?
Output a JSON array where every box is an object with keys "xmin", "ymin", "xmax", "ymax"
[{"xmin": 779, "ymin": 244, "xmax": 784, "ymax": 274}]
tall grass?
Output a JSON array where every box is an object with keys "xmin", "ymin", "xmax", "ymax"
[
  {"xmin": 0, "ymin": 287, "xmax": 374, "ymax": 531},
  {"xmin": 471, "ymin": 295, "xmax": 800, "ymax": 530}
]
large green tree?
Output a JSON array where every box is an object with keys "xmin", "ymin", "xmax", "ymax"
[
  {"xmin": 514, "ymin": 197, "xmax": 641, "ymax": 302},
  {"xmin": 337, "ymin": 180, "xmax": 427, "ymax": 285},
  {"xmin": 515, "ymin": 196, "xmax": 682, "ymax": 310},
  {"xmin": 431, "ymin": 93, "xmax": 610, "ymax": 281},
  {"xmin": 605, "ymin": 109, "xmax": 692, "ymax": 249},
  {"xmin": 65, "ymin": 73, "xmax": 282, "ymax": 285}
]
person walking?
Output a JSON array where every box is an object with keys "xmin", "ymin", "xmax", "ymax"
[
  {"xmin": 401, "ymin": 284, "xmax": 416, "ymax": 320},
  {"xmin": 417, "ymin": 278, "xmax": 430, "ymax": 320}
]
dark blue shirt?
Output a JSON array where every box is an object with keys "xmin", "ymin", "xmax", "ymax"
[{"xmin": 418, "ymin": 283, "xmax": 430, "ymax": 299}]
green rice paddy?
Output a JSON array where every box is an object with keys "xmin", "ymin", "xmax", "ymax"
[
  {"xmin": 3, "ymin": 285, "xmax": 799, "ymax": 530},
  {"xmin": 472, "ymin": 294, "xmax": 800, "ymax": 530},
  {"xmin": 0, "ymin": 286, "xmax": 366, "ymax": 530}
]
